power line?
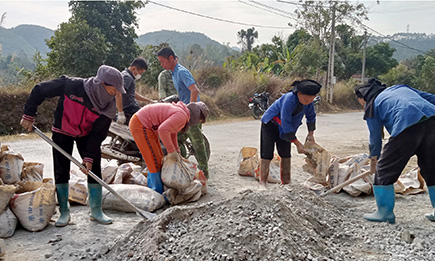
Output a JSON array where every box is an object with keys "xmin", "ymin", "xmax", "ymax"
[
  {"xmin": 146, "ymin": 1, "xmax": 292, "ymax": 30},
  {"xmin": 276, "ymin": 0, "xmax": 304, "ymax": 7},
  {"xmin": 351, "ymin": 18, "xmax": 427, "ymax": 55},
  {"xmin": 250, "ymin": 0, "xmax": 297, "ymax": 19},
  {"xmin": 238, "ymin": 0, "xmax": 297, "ymax": 21}
]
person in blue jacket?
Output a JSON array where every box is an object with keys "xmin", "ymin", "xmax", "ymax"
[
  {"xmin": 259, "ymin": 79, "xmax": 321, "ymax": 187},
  {"xmin": 355, "ymin": 78, "xmax": 435, "ymax": 224}
]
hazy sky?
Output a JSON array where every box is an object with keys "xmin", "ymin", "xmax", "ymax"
[{"xmin": 2, "ymin": 0, "xmax": 435, "ymax": 47}]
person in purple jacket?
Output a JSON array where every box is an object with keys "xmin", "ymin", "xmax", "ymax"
[
  {"xmin": 259, "ymin": 79, "xmax": 321, "ymax": 187},
  {"xmin": 355, "ymin": 78, "xmax": 435, "ymax": 224},
  {"xmin": 20, "ymin": 65, "xmax": 125, "ymax": 227}
]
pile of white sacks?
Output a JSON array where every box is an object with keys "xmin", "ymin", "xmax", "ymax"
[
  {"xmin": 0, "ymin": 144, "xmax": 56, "ymax": 236},
  {"xmin": 0, "ymin": 142, "xmax": 207, "ymax": 238},
  {"xmin": 302, "ymin": 142, "xmax": 425, "ymax": 196}
]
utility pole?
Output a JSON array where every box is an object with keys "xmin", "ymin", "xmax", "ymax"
[
  {"xmin": 361, "ymin": 30, "xmax": 367, "ymax": 83},
  {"xmin": 326, "ymin": 2, "xmax": 336, "ymax": 104}
]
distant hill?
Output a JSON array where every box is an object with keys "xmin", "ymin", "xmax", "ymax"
[
  {"xmin": 369, "ymin": 33, "xmax": 435, "ymax": 61},
  {"xmin": 137, "ymin": 30, "xmax": 238, "ymax": 66},
  {"xmin": 0, "ymin": 26, "xmax": 237, "ymax": 66},
  {"xmin": 137, "ymin": 30, "xmax": 226, "ymax": 51},
  {"xmin": 0, "ymin": 24, "xmax": 54, "ymax": 58},
  {"xmin": 10, "ymin": 24, "xmax": 54, "ymax": 55}
]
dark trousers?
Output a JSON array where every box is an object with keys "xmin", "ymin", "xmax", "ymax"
[
  {"xmin": 124, "ymin": 105, "xmax": 140, "ymax": 125},
  {"xmin": 260, "ymin": 121, "xmax": 291, "ymax": 160},
  {"xmin": 376, "ymin": 117, "xmax": 435, "ymax": 186},
  {"xmin": 52, "ymin": 132, "xmax": 101, "ymax": 184}
]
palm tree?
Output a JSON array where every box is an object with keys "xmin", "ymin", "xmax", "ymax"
[{"xmin": 237, "ymin": 27, "xmax": 258, "ymax": 52}]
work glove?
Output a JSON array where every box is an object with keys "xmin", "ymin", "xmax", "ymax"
[{"xmin": 117, "ymin": 111, "xmax": 126, "ymax": 125}]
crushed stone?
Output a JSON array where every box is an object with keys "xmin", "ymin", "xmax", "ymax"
[{"xmin": 105, "ymin": 186, "xmax": 435, "ymax": 261}]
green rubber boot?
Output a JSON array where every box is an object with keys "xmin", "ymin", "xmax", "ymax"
[
  {"xmin": 55, "ymin": 183, "xmax": 70, "ymax": 227},
  {"xmin": 363, "ymin": 184, "xmax": 396, "ymax": 224},
  {"xmin": 88, "ymin": 183, "xmax": 112, "ymax": 225},
  {"xmin": 425, "ymin": 185, "xmax": 435, "ymax": 221}
]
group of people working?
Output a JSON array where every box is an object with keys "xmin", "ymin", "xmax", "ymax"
[
  {"xmin": 20, "ymin": 45, "xmax": 435, "ymax": 227},
  {"xmin": 20, "ymin": 47, "xmax": 209, "ymax": 226}
]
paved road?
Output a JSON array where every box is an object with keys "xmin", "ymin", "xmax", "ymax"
[{"xmin": 3, "ymin": 111, "xmax": 368, "ymax": 181}]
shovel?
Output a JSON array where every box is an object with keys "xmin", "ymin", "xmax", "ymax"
[
  {"xmin": 33, "ymin": 126, "xmax": 156, "ymax": 221},
  {"xmin": 319, "ymin": 170, "xmax": 372, "ymax": 197}
]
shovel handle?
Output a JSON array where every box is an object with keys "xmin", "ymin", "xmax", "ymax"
[
  {"xmin": 320, "ymin": 170, "xmax": 372, "ymax": 197},
  {"xmin": 33, "ymin": 126, "xmax": 156, "ymax": 221}
]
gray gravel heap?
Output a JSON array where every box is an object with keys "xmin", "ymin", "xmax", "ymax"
[{"xmin": 106, "ymin": 186, "xmax": 435, "ymax": 261}]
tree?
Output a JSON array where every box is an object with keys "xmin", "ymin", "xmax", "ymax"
[
  {"xmin": 68, "ymin": 1, "xmax": 144, "ymax": 68},
  {"xmin": 379, "ymin": 63, "xmax": 416, "ymax": 87},
  {"xmin": 284, "ymin": 39, "xmax": 325, "ymax": 78},
  {"xmin": 46, "ymin": 21, "xmax": 108, "ymax": 77},
  {"xmin": 416, "ymin": 56, "xmax": 435, "ymax": 93},
  {"xmin": 139, "ymin": 43, "xmax": 169, "ymax": 88},
  {"xmin": 44, "ymin": 1, "xmax": 144, "ymax": 77},
  {"xmin": 294, "ymin": 1, "xmax": 368, "ymax": 45},
  {"xmin": 286, "ymin": 29, "xmax": 312, "ymax": 52},
  {"xmin": 364, "ymin": 42, "xmax": 398, "ymax": 77},
  {"xmin": 334, "ymin": 24, "xmax": 365, "ymax": 79},
  {"xmin": 237, "ymin": 27, "xmax": 258, "ymax": 52},
  {"xmin": 182, "ymin": 44, "xmax": 207, "ymax": 71}
]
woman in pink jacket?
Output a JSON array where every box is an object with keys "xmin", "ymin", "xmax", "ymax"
[{"xmin": 129, "ymin": 101, "xmax": 209, "ymax": 193}]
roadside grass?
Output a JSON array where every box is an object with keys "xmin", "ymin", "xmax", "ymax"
[{"xmin": 0, "ymin": 69, "xmax": 359, "ymax": 137}]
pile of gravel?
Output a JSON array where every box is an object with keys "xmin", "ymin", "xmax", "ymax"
[{"xmin": 105, "ymin": 186, "xmax": 435, "ymax": 261}]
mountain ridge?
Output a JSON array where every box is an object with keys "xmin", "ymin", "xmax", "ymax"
[{"xmin": 1, "ymin": 24, "xmax": 434, "ymax": 62}]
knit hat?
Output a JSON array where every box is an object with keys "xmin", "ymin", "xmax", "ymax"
[
  {"xmin": 187, "ymin": 102, "xmax": 210, "ymax": 126},
  {"xmin": 96, "ymin": 65, "xmax": 125, "ymax": 94}
]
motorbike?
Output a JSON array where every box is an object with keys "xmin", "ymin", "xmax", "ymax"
[
  {"xmin": 101, "ymin": 95, "xmax": 211, "ymax": 166},
  {"xmin": 248, "ymin": 92, "xmax": 270, "ymax": 119},
  {"xmin": 313, "ymin": 95, "xmax": 321, "ymax": 113}
]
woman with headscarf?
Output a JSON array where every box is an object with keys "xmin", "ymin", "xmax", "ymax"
[
  {"xmin": 20, "ymin": 65, "xmax": 125, "ymax": 226},
  {"xmin": 129, "ymin": 101, "xmax": 209, "ymax": 194},
  {"xmin": 259, "ymin": 79, "xmax": 322, "ymax": 187},
  {"xmin": 355, "ymin": 79, "xmax": 435, "ymax": 224}
]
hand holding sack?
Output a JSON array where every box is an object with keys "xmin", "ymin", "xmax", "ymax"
[{"xmin": 161, "ymin": 154, "xmax": 194, "ymax": 190}]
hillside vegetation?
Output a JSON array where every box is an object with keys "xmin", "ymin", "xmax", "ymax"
[{"xmin": 2, "ymin": 1, "xmax": 435, "ymax": 136}]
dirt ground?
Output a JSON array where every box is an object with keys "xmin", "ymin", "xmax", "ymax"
[{"xmin": 2, "ymin": 111, "xmax": 435, "ymax": 260}]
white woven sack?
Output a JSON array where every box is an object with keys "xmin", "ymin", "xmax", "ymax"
[
  {"xmin": 102, "ymin": 184, "xmax": 165, "ymax": 213},
  {"xmin": 161, "ymin": 158, "xmax": 195, "ymax": 190},
  {"xmin": 9, "ymin": 181, "xmax": 56, "ymax": 232},
  {"xmin": 0, "ymin": 208, "xmax": 17, "ymax": 238}
]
